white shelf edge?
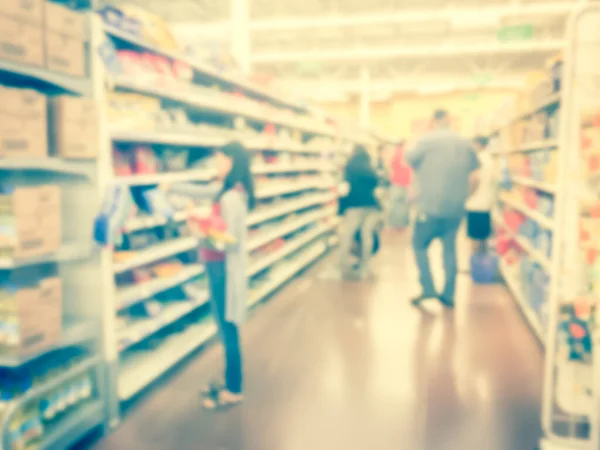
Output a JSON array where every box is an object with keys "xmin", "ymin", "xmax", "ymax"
[
  {"xmin": 117, "ymin": 264, "xmax": 205, "ymax": 310},
  {"xmin": 0, "ymin": 157, "xmax": 95, "ymax": 178},
  {"xmin": 248, "ymin": 193, "xmax": 336, "ymax": 226},
  {"xmin": 500, "ymin": 196, "xmax": 555, "ymax": 230},
  {"xmin": 511, "ymin": 176, "xmax": 556, "ymax": 193},
  {"xmin": 118, "ymin": 292, "xmax": 210, "ymax": 352},
  {"xmin": 0, "ymin": 59, "xmax": 91, "ymax": 95},
  {"xmin": 117, "ymin": 169, "xmax": 216, "ymax": 186},
  {"xmin": 500, "ymin": 261, "xmax": 545, "ymax": 344},
  {"xmin": 0, "ymin": 242, "xmax": 93, "ymax": 269},
  {"xmin": 256, "ymin": 181, "xmax": 331, "ymax": 199},
  {"xmin": 118, "ymin": 320, "xmax": 218, "ymax": 400},
  {"xmin": 247, "ymin": 208, "xmax": 336, "ymax": 252},
  {"xmin": 249, "ymin": 241, "xmax": 327, "ymax": 307},
  {"xmin": 113, "ymin": 236, "xmax": 198, "ymax": 274},
  {"xmin": 247, "ymin": 221, "xmax": 337, "ymax": 277},
  {"xmin": 110, "ymin": 129, "xmax": 229, "ymax": 147}
]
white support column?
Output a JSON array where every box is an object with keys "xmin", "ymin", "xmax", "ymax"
[
  {"xmin": 359, "ymin": 67, "xmax": 371, "ymax": 128},
  {"xmin": 230, "ymin": 0, "xmax": 251, "ymax": 75}
]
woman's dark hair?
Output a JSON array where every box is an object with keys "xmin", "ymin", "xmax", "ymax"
[
  {"xmin": 473, "ymin": 135, "xmax": 489, "ymax": 149},
  {"xmin": 217, "ymin": 141, "xmax": 256, "ymax": 210},
  {"xmin": 346, "ymin": 145, "xmax": 372, "ymax": 172}
]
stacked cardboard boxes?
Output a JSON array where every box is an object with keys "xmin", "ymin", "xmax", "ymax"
[
  {"xmin": 44, "ymin": 1, "xmax": 86, "ymax": 77},
  {"xmin": 0, "ymin": 0, "xmax": 44, "ymax": 67},
  {"xmin": 0, "ymin": 0, "xmax": 86, "ymax": 77},
  {"xmin": 0, "ymin": 86, "xmax": 48, "ymax": 158},
  {"xmin": 0, "ymin": 185, "xmax": 62, "ymax": 260},
  {"xmin": 0, "ymin": 272, "xmax": 62, "ymax": 356},
  {"xmin": 51, "ymin": 96, "xmax": 98, "ymax": 159}
]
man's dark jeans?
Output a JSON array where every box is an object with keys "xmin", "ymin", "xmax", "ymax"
[{"xmin": 412, "ymin": 213, "xmax": 462, "ymax": 301}]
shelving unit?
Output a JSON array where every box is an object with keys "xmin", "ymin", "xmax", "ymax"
[
  {"xmin": 489, "ymin": 83, "xmax": 562, "ymax": 344},
  {"xmin": 0, "ymin": 4, "xmax": 109, "ymax": 450},
  {"xmin": 91, "ymin": 2, "xmax": 363, "ymax": 429}
]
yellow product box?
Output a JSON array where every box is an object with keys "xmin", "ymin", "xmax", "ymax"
[
  {"xmin": 0, "ymin": 87, "xmax": 48, "ymax": 158},
  {"xmin": 50, "ymin": 96, "xmax": 98, "ymax": 159},
  {"xmin": 120, "ymin": 4, "xmax": 181, "ymax": 51}
]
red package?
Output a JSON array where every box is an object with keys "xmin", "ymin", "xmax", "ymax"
[
  {"xmin": 173, "ymin": 60, "xmax": 193, "ymax": 82},
  {"xmin": 524, "ymin": 189, "xmax": 538, "ymax": 209},
  {"xmin": 113, "ymin": 147, "xmax": 132, "ymax": 176},
  {"xmin": 133, "ymin": 146, "xmax": 159, "ymax": 174}
]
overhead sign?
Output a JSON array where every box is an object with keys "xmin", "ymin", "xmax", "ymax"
[{"xmin": 497, "ymin": 24, "xmax": 534, "ymax": 42}]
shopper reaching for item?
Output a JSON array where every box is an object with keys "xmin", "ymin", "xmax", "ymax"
[{"xmin": 162, "ymin": 141, "xmax": 255, "ymax": 411}]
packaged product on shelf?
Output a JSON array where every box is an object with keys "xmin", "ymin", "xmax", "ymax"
[
  {"xmin": 43, "ymin": 1, "xmax": 86, "ymax": 77},
  {"xmin": 0, "ymin": 87, "xmax": 48, "ymax": 158},
  {"xmin": 119, "ymin": 4, "xmax": 181, "ymax": 51},
  {"xmin": 50, "ymin": 96, "xmax": 98, "ymax": 159},
  {"xmin": 133, "ymin": 146, "xmax": 160, "ymax": 174},
  {"xmin": 98, "ymin": 4, "xmax": 142, "ymax": 37},
  {"xmin": 0, "ymin": 185, "xmax": 61, "ymax": 259},
  {"xmin": 106, "ymin": 92, "xmax": 162, "ymax": 130}
]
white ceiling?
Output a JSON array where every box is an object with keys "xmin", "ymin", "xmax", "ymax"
[{"xmin": 109, "ymin": 0, "xmax": 583, "ymax": 97}]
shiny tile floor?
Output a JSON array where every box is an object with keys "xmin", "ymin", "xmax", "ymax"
[{"xmin": 91, "ymin": 231, "xmax": 544, "ymax": 450}]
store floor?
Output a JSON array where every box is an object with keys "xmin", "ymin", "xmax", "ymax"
[{"xmin": 91, "ymin": 231, "xmax": 544, "ymax": 450}]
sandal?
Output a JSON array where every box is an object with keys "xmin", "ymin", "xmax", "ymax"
[
  {"xmin": 201, "ymin": 387, "xmax": 243, "ymax": 411},
  {"xmin": 200, "ymin": 380, "xmax": 224, "ymax": 396}
]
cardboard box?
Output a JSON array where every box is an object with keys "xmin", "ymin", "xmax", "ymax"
[
  {"xmin": 44, "ymin": 1, "xmax": 85, "ymax": 39},
  {"xmin": 44, "ymin": 31, "xmax": 85, "ymax": 77},
  {"xmin": 0, "ymin": 15, "xmax": 43, "ymax": 66},
  {"xmin": 0, "ymin": 0, "xmax": 44, "ymax": 24},
  {"xmin": 0, "ymin": 277, "xmax": 62, "ymax": 355},
  {"xmin": 0, "ymin": 87, "xmax": 48, "ymax": 158},
  {"xmin": 0, "ymin": 186, "xmax": 61, "ymax": 259},
  {"xmin": 51, "ymin": 96, "xmax": 97, "ymax": 159}
]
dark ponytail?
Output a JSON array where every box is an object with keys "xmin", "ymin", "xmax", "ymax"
[{"xmin": 217, "ymin": 141, "xmax": 256, "ymax": 210}]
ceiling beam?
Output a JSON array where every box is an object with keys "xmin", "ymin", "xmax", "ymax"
[
  {"xmin": 173, "ymin": 2, "xmax": 573, "ymax": 34},
  {"xmin": 252, "ymin": 40, "xmax": 565, "ymax": 64}
]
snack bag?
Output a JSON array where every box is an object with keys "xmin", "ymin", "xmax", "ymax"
[{"xmin": 187, "ymin": 210, "xmax": 235, "ymax": 252}]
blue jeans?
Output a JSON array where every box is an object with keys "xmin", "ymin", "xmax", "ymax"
[
  {"xmin": 412, "ymin": 214, "xmax": 462, "ymax": 301},
  {"xmin": 206, "ymin": 260, "xmax": 243, "ymax": 394}
]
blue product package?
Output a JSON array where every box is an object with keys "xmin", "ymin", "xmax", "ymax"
[
  {"xmin": 93, "ymin": 184, "xmax": 134, "ymax": 247},
  {"xmin": 143, "ymin": 189, "xmax": 175, "ymax": 219}
]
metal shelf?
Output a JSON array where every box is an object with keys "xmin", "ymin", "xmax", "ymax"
[
  {"xmin": 0, "ymin": 320, "xmax": 98, "ymax": 368},
  {"xmin": 0, "ymin": 157, "xmax": 96, "ymax": 178},
  {"xmin": 248, "ymin": 241, "xmax": 327, "ymax": 307},
  {"xmin": 113, "ymin": 236, "xmax": 198, "ymax": 274},
  {"xmin": 0, "ymin": 242, "xmax": 94, "ymax": 270},
  {"xmin": 118, "ymin": 319, "xmax": 217, "ymax": 400},
  {"xmin": 117, "ymin": 169, "xmax": 216, "ymax": 186},
  {"xmin": 40, "ymin": 400, "xmax": 104, "ymax": 450},
  {"xmin": 499, "ymin": 262, "xmax": 545, "ymax": 344},
  {"xmin": 0, "ymin": 60, "xmax": 91, "ymax": 95},
  {"xmin": 111, "ymin": 129, "xmax": 230, "ymax": 147},
  {"xmin": 247, "ymin": 222, "xmax": 338, "ymax": 277},
  {"xmin": 118, "ymin": 292, "xmax": 210, "ymax": 352},
  {"xmin": 103, "ymin": 24, "xmax": 307, "ymax": 114},
  {"xmin": 117, "ymin": 264, "xmax": 205, "ymax": 310}
]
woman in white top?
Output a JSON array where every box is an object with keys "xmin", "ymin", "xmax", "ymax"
[{"xmin": 466, "ymin": 136, "xmax": 496, "ymax": 252}]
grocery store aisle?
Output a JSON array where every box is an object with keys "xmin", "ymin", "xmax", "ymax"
[{"xmin": 91, "ymin": 231, "xmax": 543, "ymax": 450}]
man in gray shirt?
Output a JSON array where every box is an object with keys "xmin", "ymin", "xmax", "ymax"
[{"xmin": 406, "ymin": 109, "xmax": 480, "ymax": 308}]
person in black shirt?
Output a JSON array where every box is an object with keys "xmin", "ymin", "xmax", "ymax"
[{"xmin": 338, "ymin": 145, "xmax": 381, "ymax": 279}]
